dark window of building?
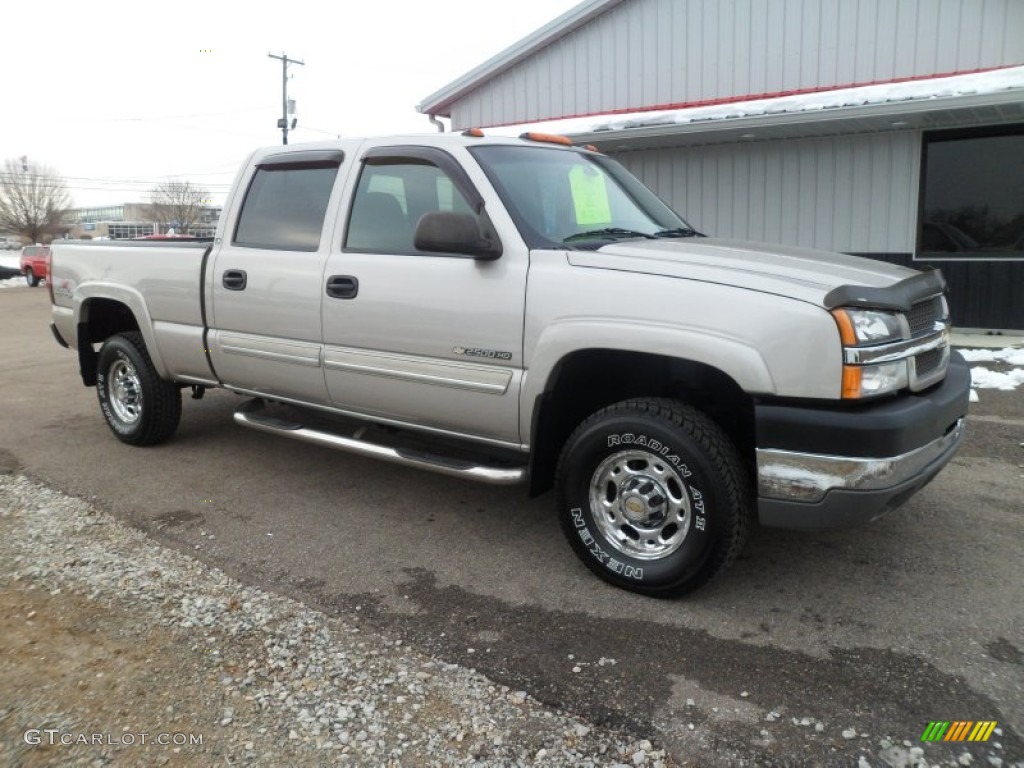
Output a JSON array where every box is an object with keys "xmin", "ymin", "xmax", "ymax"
[
  {"xmin": 234, "ymin": 164, "xmax": 339, "ymax": 251},
  {"xmin": 918, "ymin": 128, "xmax": 1024, "ymax": 259},
  {"xmin": 109, "ymin": 223, "xmax": 156, "ymax": 239}
]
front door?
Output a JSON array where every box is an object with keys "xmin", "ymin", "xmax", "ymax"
[{"xmin": 321, "ymin": 145, "xmax": 526, "ymax": 446}]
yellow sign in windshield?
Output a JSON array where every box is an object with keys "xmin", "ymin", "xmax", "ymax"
[{"xmin": 569, "ymin": 165, "xmax": 612, "ymax": 226}]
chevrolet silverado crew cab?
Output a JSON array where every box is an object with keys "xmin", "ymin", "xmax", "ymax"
[{"xmin": 48, "ymin": 131, "xmax": 969, "ymax": 596}]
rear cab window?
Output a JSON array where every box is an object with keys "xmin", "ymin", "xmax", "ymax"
[{"xmin": 233, "ymin": 150, "xmax": 344, "ymax": 251}]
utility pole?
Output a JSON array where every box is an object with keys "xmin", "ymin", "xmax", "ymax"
[{"xmin": 268, "ymin": 52, "xmax": 304, "ymax": 145}]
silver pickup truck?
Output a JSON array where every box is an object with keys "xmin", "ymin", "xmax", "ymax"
[{"xmin": 49, "ymin": 132, "xmax": 970, "ymax": 596}]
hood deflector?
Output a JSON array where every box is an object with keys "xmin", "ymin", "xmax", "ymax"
[{"xmin": 822, "ymin": 268, "xmax": 946, "ymax": 312}]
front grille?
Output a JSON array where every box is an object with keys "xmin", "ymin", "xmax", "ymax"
[
  {"xmin": 908, "ymin": 296, "xmax": 944, "ymax": 337},
  {"xmin": 906, "ymin": 295, "xmax": 948, "ymax": 389},
  {"xmin": 914, "ymin": 347, "xmax": 944, "ymax": 378}
]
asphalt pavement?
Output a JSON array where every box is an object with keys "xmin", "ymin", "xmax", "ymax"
[{"xmin": 1, "ymin": 286, "xmax": 1021, "ymax": 766}]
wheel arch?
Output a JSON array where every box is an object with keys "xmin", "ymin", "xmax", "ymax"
[
  {"xmin": 75, "ymin": 290, "xmax": 164, "ymax": 386},
  {"xmin": 528, "ymin": 348, "xmax": 757, "ymax": 497}
]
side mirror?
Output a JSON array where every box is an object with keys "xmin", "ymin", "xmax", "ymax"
[{"xmin": 414, "ymin": 212, "xmax": 502, "ymax": 260}]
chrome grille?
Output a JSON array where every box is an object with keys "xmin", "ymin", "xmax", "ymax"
[{"xmin": 908, "ymin": 296, "xmax": 944, "ymax": 337}]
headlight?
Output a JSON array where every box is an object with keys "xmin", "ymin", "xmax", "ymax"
[
  {"xmin": 831, "ymin": 308, "xmax": 904, "ymax": 345},
  {"xmin": 832, "ymin": 308, "xmax": 908, "ymax": 399}
]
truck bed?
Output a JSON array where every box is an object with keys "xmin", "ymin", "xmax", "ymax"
[{"xmin": 50, "ymin": 239, "xmax": 215, "ymax": 385}]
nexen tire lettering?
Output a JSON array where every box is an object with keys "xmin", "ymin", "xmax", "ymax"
[
  {"xmin": 571, "ymin": 508, "xmax": 644, "ymax": 580},
  {"xmin": 607, "ymin": 433, "xmax": 692, "ymax": 477}
]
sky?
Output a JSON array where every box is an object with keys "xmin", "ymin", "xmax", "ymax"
[{"xmin": 2, "ymin": 0, "xmax": 584, "ymax": 208}]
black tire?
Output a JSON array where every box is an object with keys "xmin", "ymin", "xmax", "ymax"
[
  {"xmin": 96, "ymin": 332, "xmax": 181, "ymax": 446},
  {"xmin": 24, "ymin": 269, "xmax": 39, "ymax": 287},
  {"xmin": 555, "ymin": 398, "xmax": 750, "ymax": 597}
]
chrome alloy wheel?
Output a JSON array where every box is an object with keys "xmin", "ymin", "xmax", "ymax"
[
  {"xmin": 589, "ymin": 449, "xmax": 693, "ymax": 560},
  {"xmin": 108, "ymin": 359, "xmax": 142, "ymax": 424}
]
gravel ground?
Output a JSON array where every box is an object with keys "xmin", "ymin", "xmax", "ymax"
[{"xmin": 0, "ymin": 474, "xmax": 671, "ymax": 767}]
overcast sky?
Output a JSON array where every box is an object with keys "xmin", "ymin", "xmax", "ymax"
[{"xmin": 2, "ymin": 0, "xmax": 583, "ymax": 208}]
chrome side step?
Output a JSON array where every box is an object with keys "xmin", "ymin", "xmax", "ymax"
[{"xmin": 233, "ymin": 400, "xmax": 526, "ymax": 485}]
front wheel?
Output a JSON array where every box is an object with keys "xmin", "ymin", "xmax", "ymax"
[
  {"xmin": 96, "ymin": 332, "xmax": 181, "ymax": 446},
  {"xmin": 24, "ymin": 269, "xmax": 39, "ymax": 287},
  {"xmin": 555, "ymin": 398, "xmax": 750, "ymax": 596}
]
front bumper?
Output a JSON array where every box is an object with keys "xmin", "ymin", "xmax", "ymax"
[{"xmin": 755, "ymin": 352, "xmax": 970, "ymax": 529}]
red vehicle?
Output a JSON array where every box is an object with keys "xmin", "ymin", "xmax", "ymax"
[{"xmin": 19, "ymin": 245, "xmax": 51, "ymax": 287}]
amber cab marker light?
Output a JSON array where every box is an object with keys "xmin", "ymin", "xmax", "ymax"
[
  {"xmin": 519, "ymin": 132, "xmax": 573, "ymax": 146},
  {"xmin": 841, "ymin": 366, "xmax": 862, "ymax": 399},
  {"xmin": 462, "ymin": 128, "xmax": 485, "ymax": 137},
  {"xmin": 831, "ymin": 308, "xmax": 858, "ymax": 346}
]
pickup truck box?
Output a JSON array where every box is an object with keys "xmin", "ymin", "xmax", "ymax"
[
  {"xmin": 20, "ymin": 244, "xmax": 50, "ymax": 286},
  {"xmin": 49, "ymin": 132, "xmax": 970, "ymax": 596}
]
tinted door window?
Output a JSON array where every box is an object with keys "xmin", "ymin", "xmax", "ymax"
[
  {"xmin": 345, "ymin": 160, "xmax": 474, "ymax": 253},
  {"xmin": 234, "ymin": 165, "xmax": 340, "ymax": 251}
]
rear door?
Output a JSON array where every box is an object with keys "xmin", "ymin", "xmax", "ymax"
[
  {"xmin": 320, "ymin": 144, "xmax": 527, "ymax": 445},
  {"xmin": 208, "ymin": 148, "xmax": 347, "ymax": 403}
]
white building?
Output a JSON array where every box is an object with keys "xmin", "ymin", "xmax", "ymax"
[
  {"xmin": 419, "ymin": 0, "xmax": 1024, "ymax": 330},
  {"xmin": 63, "ymin": 203, "xmax": 222, "ymax": 239}
]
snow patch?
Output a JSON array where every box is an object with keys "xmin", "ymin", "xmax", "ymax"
[
  {"xmin": 0, "ymin": 255, "xmax": 24, "ymax": 287},
  {"xmin": 959, "ymin": 347, "xmax": 1024, "ymax": 366},
  {"xmin": 958, "ymin": 347, "xmax": 1024, "ymax": 393},
  {"xmin": 591, "ymin": 66, "xmax": 1024, "ymax": 133},
  {"xmin": 970, "ymin": 367, "xmax": 1024, "ymax": 391}
]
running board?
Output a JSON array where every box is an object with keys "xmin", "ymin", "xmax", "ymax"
[{"xmin": 233, "ymin": 400, "xmax": 526, "ymax": 485}]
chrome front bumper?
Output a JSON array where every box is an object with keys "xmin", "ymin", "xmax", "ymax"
[{"xmin": 756, "ymin": 418, "xmax": 966, "ymax": 529}]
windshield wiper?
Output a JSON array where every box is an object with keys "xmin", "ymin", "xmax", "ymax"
[
  {"xmin": 562, "ymin": 228, "xmax": 657, "ymax": 243},
  {"xmin": 653, "ymin": 227, "xmax": 704, "ymax": 238}
]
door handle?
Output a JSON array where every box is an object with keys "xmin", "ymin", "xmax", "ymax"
[
  {"xmin": 222, "ymin": 269, "xmax": 247, "ymax": 291},
  {"xmin": 326, "ymin": 275, "xmax": 359, "ymax": 299}
]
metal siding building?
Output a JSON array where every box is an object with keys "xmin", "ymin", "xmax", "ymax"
[
  {"xmin": 423, "ymin": 0, "xmax": 1024, "ymax": 129},
  {"xmin": 615, "ymin": 132, "xmax": 920, "ymax": 253},
  {"xmin": 420, "ymin": 0, "xmax": 1024, "ymax": 329}
]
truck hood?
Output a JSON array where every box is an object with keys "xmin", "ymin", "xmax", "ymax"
[{"xmin": 566, "ymin": 238, "xmax": 919, "ymax": 306}]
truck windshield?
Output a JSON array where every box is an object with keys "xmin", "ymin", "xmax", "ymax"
[{"xmin": 470, "ymin": 144, "xmax": 697, "ymax": 249}]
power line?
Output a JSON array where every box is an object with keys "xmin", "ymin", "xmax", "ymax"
[
  {"xmin": 297, "ymin": 125, "xmax": 342, "ymax": 138},
  {"xmin": 0, "ymin": 172, "xmax": 232, "ymax": 187},
  {"xmin": 61, "ymin": 106, "xmax": 276, "ymax": 123}
]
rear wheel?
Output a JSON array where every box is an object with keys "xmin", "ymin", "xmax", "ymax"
[
  {"xmin": 555, "ymin": 398, "xmax": 750, "ymax": 596},
  {"xmin": 96, "ymin": 332, "xmax": 181, "ymax": 446},
  {"xmin": 24, "ymin": 269, "xmax": 39, "ymax": 287}
]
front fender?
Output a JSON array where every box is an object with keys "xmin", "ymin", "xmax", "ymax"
[{"xmin": 520, "ymin": 319, "xmax": 776, "ymax": 431}]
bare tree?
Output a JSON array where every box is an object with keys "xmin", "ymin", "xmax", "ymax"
[
  {"xmin": 147, "ymin": 179, "xmax": 210, "ymax": 235},
  {"xmin": 0, "ymin": 157, "xmax": 72, "ymax": 244}
]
